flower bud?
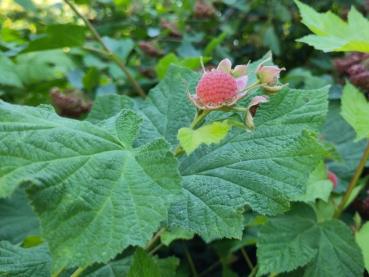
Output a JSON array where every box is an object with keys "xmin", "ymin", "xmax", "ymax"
[
  {"xmin": 256, "ymin": 65, "xmax": 285, "ymax": 85},
  {"xmin": 245, "ymin": 95, "xmax": 269, "ymax": 129}
]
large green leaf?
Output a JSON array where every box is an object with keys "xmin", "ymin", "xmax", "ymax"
[
  {"xmin": 257, "ymin": 204, "xmax": 364, "ymax": 276},
  {"xmin": 0, "ymin": 102, "xmax": 181, "ymax": 272},
  {"xmin": 341, "ymin": 82, "xmax": 369, "ymax": 141},
  {"xmin": 137, "ymin": 65, "xmax": 328, "ymax": 241},
  {"xmin": 170, "ymin": 88, "xmax": 328, "ymax": 241},
  {"xmin": 0, "ymin": 242, "xmax": 51, "ymax": 277},
  {"xmin": 295, "ymin": 0, "xmax": 369, "ymax": 53},
  {"xmin": 0, "ymin": 189, "xmax": 40, "ymax": 244}
]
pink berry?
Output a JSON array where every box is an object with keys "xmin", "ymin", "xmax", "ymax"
[
  {"xmin": 327, "ymin": 170, "xmax": 338, "ymax": 189},
  {"xmin": 196, "ymin": 71, "xmax": 238, "ymax": 106}
]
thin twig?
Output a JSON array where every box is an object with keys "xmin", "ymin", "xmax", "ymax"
[
  {"xmin": 240, "ymin": 248, "xmax": 254, "ymax": 271},
  {"xmin": 334, "ymin": 141, "xmax": 369, "ymax": 218},
  {"xmin": 145, "ymin": 227, "xmax": 165, "ymax": 251},
  {"xmin": 198, "ymin": 260, "xmax": 221, "ymax": 277},
  {"xmin": 149, "ymin": 243, "xmax": 163, "ymax": 255},
  {"xmin": 63, "ymin": 0, "xmax": 146, "ymax": 98},
  {"xmin": 184, "ymin": 243, "xmax": 198, "ymax": 276}
]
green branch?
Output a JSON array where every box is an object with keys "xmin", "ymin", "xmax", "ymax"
[
  {"xmin": 334, "ymin": 140, "xmax": 369, "ymax": 218},
  {"xmin": 63, "ymin": 0, "xmax": 146, "ymax": 98}
]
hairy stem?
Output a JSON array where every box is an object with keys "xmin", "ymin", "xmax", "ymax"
[
  {"xmin": 190, "ymin": 110, "xmax": 210, "ymax": 129},
  {"xmin": 334, "ymin": 140, "xmax": 369, "ymax": 218},
  {"xmin": 240, "ymin": 248, "xmax": 254, "ymax": 271},
  {"xmin": 145, "ymin": 227, "xmax": 165, "ymax": 251},
  {"xmin": 63, "ymin": 0, "xmax": 146, "ymax": 98}
]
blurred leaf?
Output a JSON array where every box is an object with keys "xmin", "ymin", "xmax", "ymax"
[
  {"xmin": 263, "ymin": 26, "xmax": 281, "ymax": 56},
  {"xmin": 15, "ymin": 50, "xmax": 75, "ymax": 85},
  {"xmin": 204, "ymin": 32, "xmax": 227, "ymax": 57},
  {"xmin": 296, "ymin": 1, "xmax": 369, "ymax": 53},
  {"xmin": 0, "ymin": 55, "xmax": 23, "ymax": 88},
  {"xmin": 23, "ymin": 24, "xmax": 86, "ymax": 53},
  {"xmin": 284, "ymin": 68, "xmax": 332, "ymax": 89},
  {"xmin": 83, "ymin": 67, "xmax": 100, "ymax": 92},
  {"xmin": 15, "ymin": 0, "xmax": 36, "ymax": 12},
  {"xmin": 102, "ymin": 37, "xmax": 134, "ymax": 60},
  {"xmin": 341, "ymin": 82, "xmax": 369, "ymax": 140},
  {"xmin": 155, "ymin": 53, "xmax": 208, "ymax": 80}
]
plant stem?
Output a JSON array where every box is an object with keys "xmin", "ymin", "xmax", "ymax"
[
  {"xmin": 190, "ymin": 110, "xmax": 210, "ymax": 129},
  {"xmin": 198, "ymin": 260, "xmax": 221, "ymax": 277},
  {"xmin": 240, "ymin": 247, "xmax": 254, "ymax": 271},
  {"xmin": 149, "ymin": 243, "xmax": 163, "ymax": 255},
  {"xmin": 248, "ymin": 265, "xmax": 258, "ymax": 277},
  {"xmin": 145, "ymin": 227, "xmax": 165, "ymax": 251},
  {"xmin": 63, "ymin": 0, "xmax": 146, "ymax": 98},
  {"xmin": 334, "ymin": 140, "xmax": 369, "ymax": 218},
  {"xmin": 184, "ymin": 243, "xmax": 198, "ymax": 277},
  {"xmin": 70, "ymin": 267, "xmax": 85, "ymax": 277}
]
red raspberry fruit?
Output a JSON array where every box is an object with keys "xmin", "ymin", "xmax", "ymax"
[{"xmin": 196, "ymin": 71, "xmax": 238, "ymax": 106}]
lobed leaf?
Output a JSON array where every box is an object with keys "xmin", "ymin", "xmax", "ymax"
[
  {"xmin": 341, "ymin": 82, "xmax": 369, "ymax": 141},
  {"xmin": 296, "ymin": 0, "xmax": 369, "ymax": 53},
  {"xmin": 0, "ymin": 102, "xmax": 181, "ymax": 272},
  {"xmin": 257, "ymin": 203, "xmax": 364, "ymax": 276}
]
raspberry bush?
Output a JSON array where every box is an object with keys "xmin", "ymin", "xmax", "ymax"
[{"xmin": 0, "ymin": 1, "xmax": 369, "ymax": 277}]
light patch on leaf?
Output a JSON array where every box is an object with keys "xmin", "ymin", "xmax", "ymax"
[
  {"xmin": 177, "ymin": 121, "xmax": 231, "ymax": 155},
  {"xmin": 341, "ymin": 82, "xmax": 369, "ymax": 141}
]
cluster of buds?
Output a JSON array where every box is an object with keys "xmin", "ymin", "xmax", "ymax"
[
  {"xmin": 334, "ymin": 52, "xmax": 369, "ymax": 96},
  {"xmin": 194, "ymin": 0, "xmax": 216, "ymax": 18},
  {"xmin": 139, "ymin": 41, "xmax": 163, "ymax": 57},
  {"xmin": 188, "ymin": 58, "xmax": 286, "ymax": 129},
  {"xmin": 50, "ymin": 87, "xmax": 92, "ymax": 119}
]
